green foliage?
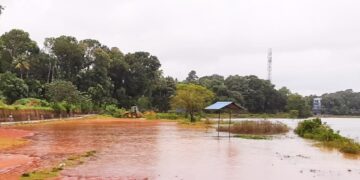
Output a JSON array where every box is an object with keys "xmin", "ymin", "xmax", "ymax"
[
  {"xmin": 156, "ymin": 113, "xmax": 181, "ymax": 120},
  {"xmin": 295, "ymin": 118, "xmax": 360, "ymax": 154},
  {"xmin": 295, "ymin": 118, "xmax": 341, "ymax": 141},
  {"xmin": 286, "ymin": 93, "xmax": 312, "ymax": 118},
  {"xmin": 13, "ymin": 98, "xmax": 49, "ymax": 107},
  {"xmin": 1, "ymin": 28, "xmax": 356, "ymax": 117},
  {"xmin": 224, "ymin": 75, "xmax": 286, "ymax": 113},
  {"xmin": 320, "ymin": 89, "xmax": 360, "ymax": 115},
  {"xmin": 103, "ymin": 104, "xmax": 126, "ymax": 118},
  {"xmin": 289, "ymin": 110, "xmax": 299, "ymax": 118},
  {"xmin": 50, "ymin": 102, "xmax": 66, "ymax": 114},
  {"xmin": 137, "ymin": 96, "xmax": 151, "ymax": 111},
  {"xmin": 45, "ymin": 80, "xmax": 80, "ymax": 104},
  {"xmin": 0, "ymin": 72, "xmax": 28, "ymax": 103},
  {"xmin": 151, "ymin": 76, "xmax": 176, "ymax": 112},
  {"xmin": 171, "ymin": 83, "xmax": 214, "ymax": 122},
  {"xmin": 234, "ymin": 134, "xmax": 271, "ymax": 140}
]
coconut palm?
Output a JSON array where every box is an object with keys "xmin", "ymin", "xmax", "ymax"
[{"xmin": 13, "ymin": 53, "xmax": 30, "ymax": 79}]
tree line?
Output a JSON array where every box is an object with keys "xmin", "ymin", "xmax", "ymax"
[{"xmin": 0, "ymin": 29, "xmax": 316, "ymax": 117}]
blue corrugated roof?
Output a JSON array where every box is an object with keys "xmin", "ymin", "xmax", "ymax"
[{"xmin": 205, "ymin": 101, "xmax": 233, "ymax": 110}]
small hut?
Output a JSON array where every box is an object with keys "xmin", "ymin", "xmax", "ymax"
[{"xmin": 205, "ymin": 101, "xmax": 245, "ymax": 137}]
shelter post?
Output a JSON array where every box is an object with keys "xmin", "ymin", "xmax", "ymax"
[
  {"xmin": 229, "ymin": 110, "xmax": 232, "ymax": 138},
  {"xmin": 218, "ymin": 111, "xmax": 220, "ymax": 137}
]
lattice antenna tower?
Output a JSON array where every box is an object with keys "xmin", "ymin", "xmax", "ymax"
[{"xmin": 267, "ymin": 48, "xmax": 272, "ymax": 82}]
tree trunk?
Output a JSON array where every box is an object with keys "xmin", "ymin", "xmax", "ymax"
[
  {"xmin": 47, "ymin": 62, "xmax": 52, "ymax": 83},
  {"xmin": 190, "ymin": 111, "xmax": 195, "ymax": 122}
]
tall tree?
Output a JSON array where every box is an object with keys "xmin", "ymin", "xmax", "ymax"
[
  {"xmin": 50, "ymin": 36, "xmax": 85, "ymax": 82},
  {"xmin": 0, "ymin": 72, "xmax": 28, "ymax": 103},
  {"xmin": 0, "ymin": 29, "xmax": 39, "ymax": 77},
  {"xmin": 152, "ymin": 76, "xmax": 176, "ymax": 112},
  {"xmin": 123, "ymin": 52, "xmax": 161, "ymax": 98},
  {"xmin": 185, "ymin": 70, "xmax": 199, "ymax": 84},
  {"xmin": 171, "ymin": 84, "xmax": 214, "ymax": 122}
]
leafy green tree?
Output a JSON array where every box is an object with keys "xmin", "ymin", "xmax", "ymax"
[
  {"xmin": 108, "ymin": 48, "xmax": 129, "ymax": 106},
  {"xmin": 199, "ymin": 74, "xmax": 244, "ymax": 105},
  {"xmin": 25, "ymin": 79, "xmax": 43, "ymax": 98},
  {"xmin": 185, "ymin": 70, "xmax": 199, "ymax": 84},
  {"xmin": 152, "ymin": 76, "xmax": 176, "ymax": 112},
  {"xmin": 28, "ymin": 52, "xmax": 55, "ymax": 83},
  {"xmin": 0, "ymin": 29, "xmax": 39, "ymax": 64},
  {"xmin": 0, "ymin": 72, "xmax": 28, "ymax": 103},
  {"xmin": 13, "ymin": 52, "xmax": 31, "ymax": 79},
  {"xmin": 45, "ymin": 80, "xmax": 80, "ymax": 104},
  {"xmin": 321, "ymin": 89, "xmax": 360, "ymax": 115},
  {"xmin": 171, "ymin": 84, "xmax": 214, "ymax": 122},
  {"xmin": 286, "ymin": 93, "xmax": 312, "ymax": 118},
  {"xmin": 49, "ymin": 36, "xmax": 85, "ymax": 82},
  {"xmin": 123, "ymin": 52, "xmax": 161, "ymax": 98},
  {"xmin": 225, "ymin": 75, "xmax": 286, "ymax": 113}
]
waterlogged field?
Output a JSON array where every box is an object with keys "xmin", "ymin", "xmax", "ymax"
[{"xmin": 0, "ymin": 117, "xmax": 360, "ymax": 179}]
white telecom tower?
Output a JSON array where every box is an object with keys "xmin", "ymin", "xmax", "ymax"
[{"xmin": 267, "ymin": 48, "xmax": 272, "ymax": 82}]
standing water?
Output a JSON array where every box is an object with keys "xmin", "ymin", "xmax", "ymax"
[{"xmin": 0, "ymin": 117, "xmax": 360, "ymax": 179}]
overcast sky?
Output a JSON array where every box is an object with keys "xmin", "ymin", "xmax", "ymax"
[{"xmin": 1, "ymin": 0, "xmax": 360, "ymax": 95}]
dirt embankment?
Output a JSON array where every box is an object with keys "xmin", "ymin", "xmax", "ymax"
[{"xmin": 0, "ymin": 109, "xmax": 55, "ymax": 122}]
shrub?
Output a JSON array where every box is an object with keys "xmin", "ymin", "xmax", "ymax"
[
  {"xmin": 289, "ymin": 110, "xmax": 299, "ymax": 118},
  {"xmin": 295, "ymin": 118, "xmax": 360, "ymax": 154},
  {"xmin": 102, "ymin": 104, "xmax": 126, "ymax": 118},
  {"xmin": 144, "ymin": 111, "xmax": 157, "ymax": 120},
  {"xmin": 51, "ymin": 102, "xmax": 66, "ymax": 114},
  {"xmin": 156, "ymin": 113, "xmax": 180, "ymax": 120}
]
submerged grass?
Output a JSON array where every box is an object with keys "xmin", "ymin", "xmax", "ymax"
[
  {"xmin": 218, "ymin": 120, "xmax": 289, "ymax": 135},
  {"xmin": 178, "ymin": 119, "xmax": 213, "ymax": 129},
  {"xmin": 20, "ymin": 150, "xmax": 97, "ymax": 180},
  {"xmin": 295, "ymin": 118, "xmax": 360, "ymax": 154},
  {"xmin": 234, "ymin": 134, "xmax": 271, "ymax": 140}
]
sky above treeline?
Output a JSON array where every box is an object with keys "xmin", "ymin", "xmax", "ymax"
[{"xmin": 1, "ymin": 0, "xmax": 360, "ymax": 95}]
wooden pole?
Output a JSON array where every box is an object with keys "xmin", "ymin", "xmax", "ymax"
[
  {"xmin": 229, "ymin": 111, "xmax": 232, "ymax": 138},
  {"xmin": 218, "ymin": 111, "xmax": 220, "ymax": 137}
]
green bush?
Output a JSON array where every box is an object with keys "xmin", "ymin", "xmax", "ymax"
[
  {"xmin": 289, "ymin": 110, "xmax": 299, "ymax": 118},
  {"xmin": 51, "ymin": 102, "xmax": 66, "ymax": 114},
  {"xmin": 103, "ymin": 104, "xmax": 126, "ymax": 118},
  {"xmin": 295, "ymin": 118, "xmax": 360, "ymax": 154},
  {"xmin": 156, "ymin": 113, "xmax": 180, "ymax": 120}
]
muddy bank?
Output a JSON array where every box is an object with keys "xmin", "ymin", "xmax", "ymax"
[{"xmin": 1, "ymin": 117, "xmax": 360, "ymax": 179}]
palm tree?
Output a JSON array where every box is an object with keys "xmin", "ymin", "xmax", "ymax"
[{"xmin": 13, "ymin": 53, "xmax": 30, "ymax": 79}]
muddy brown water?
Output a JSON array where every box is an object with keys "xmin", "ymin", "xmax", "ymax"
[{"xmin": 1, "ymin": 117, "xmax": 360, "ymax": 179}]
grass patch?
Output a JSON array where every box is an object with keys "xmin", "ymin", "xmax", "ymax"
[
  {"xmin": 207, "ymin": 113, "xmax": 295, "ymax": 119},
  {"xmin": 178, "ymin": 119, "xmax": 213, "ymax": 129},
  {"xmin": 295, "ymin": 118, "xmax": 360, "ymax": 154},
  {"xmin": 234, "ymin": 134, "xmax": 271, "ymax": 140},
  {"xmin": 218, "ymin": 120, "xmax": 289, "ymax": 135},
  {"xmin": 144, "ymin": 112, "xmax": 182, "ymax": 120},
  {"xmin": 20, "ymin": 150, "xmax": 97, "ymax": 180}
]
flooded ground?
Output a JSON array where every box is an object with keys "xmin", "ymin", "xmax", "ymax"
[{"xmin": 1, "ymin": 117, "xmax": 360, "ymax": 179}]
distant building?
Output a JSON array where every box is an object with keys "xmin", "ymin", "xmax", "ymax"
[{"xmin": 313, "ymin": 97, "xmax": 322, "ymax": 115}]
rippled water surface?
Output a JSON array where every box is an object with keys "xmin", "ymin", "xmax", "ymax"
[{"xmin": 1, "ymin": 117, "xmax": 360, "ymax": 179}]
